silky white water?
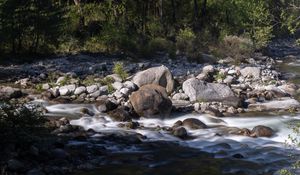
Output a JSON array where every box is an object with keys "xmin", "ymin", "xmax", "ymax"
[{"xmin": 42, "ymin": 103, "xmax": 300, "ymax": 174}]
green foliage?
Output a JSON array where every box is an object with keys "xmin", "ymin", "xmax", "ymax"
[
  {"xmin": 100, "ymin": 77, "xmax": 115, "ymax": 86},
  {"xmin": 176, "ymin": 28, "xmax": 196, "ymax": 53},
  {"xmin": 217, "ymin": 35, "xmax": 254, "ymax": 64},
  {"xmin": 214, "ymin": 72, "xmax": 226, "ymax": 81},
  {"xmin": 296, "ymin": 39, "xmax": 300, "ymax": 47},
  {"xmin": 113, "ymin": 62, "xmax": 128, "ymax": 81},
  {"xmin": 0, "ymin": 102, "xmax": 46, "ymax": 145},
  {"xmin": 0, "ymin": 0, "xmax": 297, "ymax": 57}
]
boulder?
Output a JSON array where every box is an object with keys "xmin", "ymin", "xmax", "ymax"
[
  {"xmin": 182, "ymin": 78, "xmax": 240, "ymax": 107},
  {"xmin": 172, "ymin": 127, "xmax": 188, "ymax": 139},
  {"xmin": 108, "ymin": 107, "xmax": 132, "ymax": 122},
  {"xmin": 129, "ymin": 84, "xmax": 172, "ymax": 118},
  {"xmin": 59, "ymin": 84, "xmax": 76, "ymax": 96},
  {"xmin": 240, "ymin": 67, "xmax": 261, "ymax": 79},
  {"xmin": 132, "ymin": 65, "xmax": 174, "ymax": 94},
  {"xmin": 202, "ymin": 65, "xmax": 215, "ymax": 74},
  {"xmin": 95, "ymin": 100, "xmax": 118, "ymax": 112},
  {"xmin": 86, "ymin": 85, "xmax": 98, "ymax": 94},
  {"xmin": 172, "ymin": 93, "xmax": 189, "ymax": 100},
  {"xmin": 0, "ymin": 86, "xmax": 23, "ymax": 99},
  {"xmin": 74, "ymin": 86, "xmax": 86, "ymax": 95},
  {"xmin": 248, "ymin": 98, "xmax": 300, "ymax": 111},
  {"xmin": 182, "ymin": 118, "xmax": 207, "ymax": 129},
  {"xmin": 251, "ymin": 125, "xmax": 274, "ymax": 137}
]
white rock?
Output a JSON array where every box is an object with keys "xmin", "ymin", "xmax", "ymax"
[
  {"xmin": 227, "ymin": 70, "xmax": 236, "ymax": 75},
  {"xmin": 86, "ymin": 85, "xmax": 98, "ymax": 94},
  {"xmin": 112, "ymin": 82, "xmax": 123, "ymax": 91},
  {"xmin": 59, "ymin": 84, "xmax": 76, "ymax": 96},
  {"xmin": 240, "ymin": 67, "xmax": 261, "ymax": 79},
  {"xmin": 172, "ymin": 93, "xmax": 189, "ymax": 100},
  {"xmin": 56, "ymin": 77, "xmax": 66, "ymax": 85},
  {"xmin": 74, "ymin": 86, "xmax": 86, "ymax": 95},
  {"xmin": 202, "ymin": 65, "xmax": 214, "ymax": 74},
  {"xmin": 123, "ymin": 81, "xmax": 137, "ymax": 91},
  {"xmin": 120, "ymin": 88, "xmax": 130, "ymax": 96},
  {"xmin": 42, "ymin": 83, "xmax": 50, "ymax": 90}
]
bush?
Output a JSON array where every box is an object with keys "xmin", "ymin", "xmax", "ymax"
[
  {"xmin": 176, "ymin": 27, "xmax": 196, "ymax": 53},
  {"xmin": 216, "ymin": 35, "xmax": 254, "ymax": 64},
  {"xmin": 0, "ymin": 102, "xmax": 46, "ymax": 145},
  {"xmin": 113, "ymin": 62, "xmax": 128, "ymax": 81}
]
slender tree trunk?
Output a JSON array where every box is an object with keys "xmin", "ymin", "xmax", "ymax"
[
  {"xmin": 193, "ymin": 0, "xmax": 199, "ymax": 21},
  {"xmin": 171, "ymin": 0, "xmax": 176, "ymax": 23}
]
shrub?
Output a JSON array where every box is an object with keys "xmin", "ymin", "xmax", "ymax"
[
  {"xmin": 216, "ymin": 35, "xmax": 254, "ymax": 64},
  {"xmin": 0, "ymin": 102, "xmax": 46, "ymax": 145},
  {"xmin": 113, "ymin": 62, "xmax": 128, "ymax": 81},
  {"xmin": 176, "ymin": 27, "xmax": 196, "ymax": 53}
]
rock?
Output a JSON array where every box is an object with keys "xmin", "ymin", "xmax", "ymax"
[
  {"xmin": 182, "ymin": 78, "xmax": 240, "ymax": 107},
  {"xmin": 278, "ymin": 84, "xmax": 297, "ymax": 95},
  {"xmin": 182, "ymin": 118, "xmax": 207, "ymax": 129},
  {"xmin": 196, "ymin": 73, "xmax": 208, "ymax": 81},
  {"xmin": 51, "ymin": 148, "xmax": 69, "ymax": 159},
  {"xmin": 132, "ymin": 65, "xmax": 174, "ymax": 94},
  {"xmin": 240, "ymin": 67, "xmax": 261, "ymax": 79},
  {"xmin": 224, "ymin": 76, "xmax": 234, "ymax": 84},
  {"xmin": 200, "ymin": 53, "xmax": 217, "ymax": 64},
  {"xmin": 173, "ymin": 127, "xmax": 188, "ymax": 139},
  {"xmin": 227, "ymin": 106, "xmax": 238, "ymax": 114},
  {"xmin": 49, "ymin": 87, "xmax": 59, "ymax": 97},
  {"xmin": 228, "ymin": 69, "xmax": 236, "ymax": 75},
  {"xmin": 248, "ymin": 98, "xmax": 300, "ymax": 111},
  {"xmin": 108, "ymin": 107, "xmax": 132, "ymax": 122},
  {"xmin": 0, "ymin": 86, "xmax": 23, "ymax": 99},
  {"xmin": 106, "ymin": 74, "xmax": 122, "ymax": 82},
  {"xmin": 172, "ymin": 93, "xmax": 189, "ymax": 100},
  {"xmin": 59, "ymin": 84, "xmax": 76, "ymax": 96},
  {"xmin": 86, "ymin": 85, "xmax": 98, "ymax": 94},
  {"xmin": 74, "ymin": 86, "xmax": 86, "ymax": 95},
  {"xmin": 120, "ymin": 88, "xmax": 130, "ymax": 96},
  {"xmin": 26, "ymin": 169, "xmax": 46, "ymax": 175},
  {"xmin": 172, "ymin": 100, "xmax": 193, "ymax": 112},
  {"xmin": 202, "ymin": 65, "xmax": 215, "ymax": 74},
  {"xmin": 204, "ymin": 107, "xmax": 224, "ymax": 117},
  {"xmin": 251, "ymin": 125, "xmax": 274, "ymax": 137},
  {"xmin": 173, "ymin": 120, "xmax": 183, "ymax": 128},
  {"xmin": 7, "ymin": 159, "xmax": 25, "ymax": 172},
  {"xmin": 89, "ymin": 90, "xmax": 102, "ymax": 98},
  {"xmin": 123, "ymin": 81, "xmax": 138, "ymax": 91},
  {"xmin": 99, "ymin": 86, "xmax": 109, "ymax": 95},
  {"xmin": 56, "ymin": 76, "xmax": 66, "ymax": 85},
  {"xmin": 130, "ymin": 84, "xmax": 172, "ymax": 118},
  {"xmin": 42, "ymin": 83, "xmax": 50, "ymax": 90},
  {"xmin": 112, "ymin": 82, "xmax": 123, "ymax": 90},
  {"xmin": 113, "ymin": 91, "xmax": 124, "ymax": 99},
  {"xmin": 15, "ymin": 78, "xmax": 30, "ymax": 87},
  {"xmin": 95, "ymin": 100, "xmax": 118, "ymax": 112}
]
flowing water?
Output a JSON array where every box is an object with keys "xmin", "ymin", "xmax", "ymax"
[{"xmin": 38, "ymin": 57, "xmax": 300, "ymax": 175}]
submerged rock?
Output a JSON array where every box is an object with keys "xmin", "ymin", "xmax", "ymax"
[
  {"xmin": 130, "ymin": 84, "xmax": 172, "ymax": 118},
  {"xmin": 172, "ymin": 127, "xmax": 188, "ymax": 139},
  {"xmin": 251, "ymin": 125, "xmax": 274, "ymax": 137},
  {"xmin": 182, "ymin": 118, "xmax": 207, "ymax": 129}
]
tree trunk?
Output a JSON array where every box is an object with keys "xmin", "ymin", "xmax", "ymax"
[
  {"xmin": 193, "ymin": 0, "xmax": 199, "ymax": 29},
  {"xmin": 171, "ymin": 0, "xmax": 176, "ymax": 23}
]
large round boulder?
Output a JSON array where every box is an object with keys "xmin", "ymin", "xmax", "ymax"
[
  {"xmin": 132, "ymin": 65, "xmax": 174, "ymax": 94},
  {"xmin": 182, "ymin": 78, "xmax": 240, "ymax": 107},
  {"xmin": 129, "ymin": 84, "xmax": 172, "ymax": 118}
]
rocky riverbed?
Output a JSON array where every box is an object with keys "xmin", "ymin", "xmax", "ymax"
[{"xmin": 1, "ymin": 40, "xmax": 300, "ymax": 175}]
